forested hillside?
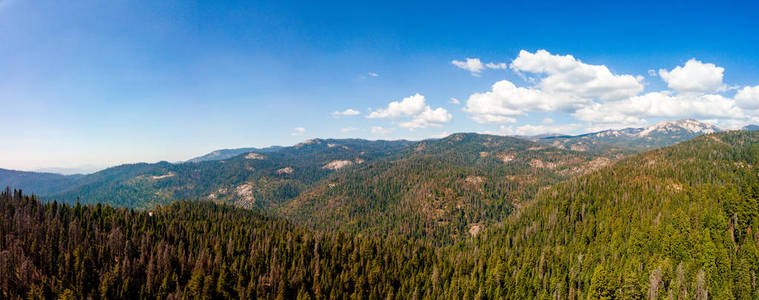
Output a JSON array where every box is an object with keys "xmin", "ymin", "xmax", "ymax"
[
  {"xmin": 185, "ymin": 146, "xmax": 285, "ymax": 163},
  {"xmin": 44, "ymin": 138, "xmax": 413, "ymax": 209},
  {"xmin": 2, "ymin": 134, "xmax": 614, "ymax": 244},
  {"xmin": 439, "ymin": 130, "xmax": 759, "ymax": 298},
  {"xmin": 282, "ymin": 133, "xmax": 610, "ymax": 243},
  {"xmin": 0, "ymin": 190, "xmax": 438, "ymax": 299},
  {"xmin": 3, "ymin": 131, "xmax": 759, "ymax": 299},
  {"xmin": 0, "ymin": 169, "xmax": 82, "ymax": 195}
]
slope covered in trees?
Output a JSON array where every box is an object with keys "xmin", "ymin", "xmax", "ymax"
[
  {"xmin": 2, "ymin": 131, "xmax": 759, "ymax": 299},
  {"xmin": 43, "ymin": 138, "xmax": 413, "ymax": 209},
  {"xmin": 2, "ymin": 134, "xmax": 613, "ymax": 243},
  {"xmin": 0, "ymin": 190, "xmax": 439, "ymax": 299},
  {"xmin": 436, "ymin": 130, "xmax": 759, "ymax": 298},
  {"xmin": 0, "ymin": 169, "xmax": 83, "ymax": 195},
  {"xmin": 281, "ymin": 133, "xmax": 610, "ymax": 243}
]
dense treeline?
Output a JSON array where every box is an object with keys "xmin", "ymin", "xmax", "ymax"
[
  {"xmin": 0, "ymin": 189, "xmax": 442, "ymax": 299},
  {"xmin": 438, "ymin": 131, "xmax": 759, "ymax": 298}
]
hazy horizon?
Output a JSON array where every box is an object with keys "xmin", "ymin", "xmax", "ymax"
[{"xmin": 3, "ymin": 118, "xmax": 745, "ymax": 175}]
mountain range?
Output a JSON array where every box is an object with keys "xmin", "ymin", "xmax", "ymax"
[
  {"xmin": 184, "ymin": 145, "xmax": 286, "ymax": 163},
  {"xmin": 4, "ymin": 127, "xmax": 759, "ymax": 298},
  {"xmin": 1, "ymin": 119, "xmax": 753, "ymax": 242},
  {"xmin": 537, "ymin": 119, "xmax": 725, "ymax": 151}
]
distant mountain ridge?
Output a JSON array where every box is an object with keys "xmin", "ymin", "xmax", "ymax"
[
  {"xmin": 0, "ymin": 133, "xmax": 614, "ymax": 242},
  {"xmin": 538, "ymin": 119, "xmax": 724, "ymax": 151},
  {"xmin": 0, "ymin": 169, "xmax": 84, "ymax": 195},
  {"xmin": 0, "ymin": 120, "xmax": 750, "ymax": 243},
  {"xmin": 278, "ymin": 133, "xmax": 612, "ymax": 241},
  {"xmin": 185, "ymin": 146, "xmax": 285, "ymax": 163}
]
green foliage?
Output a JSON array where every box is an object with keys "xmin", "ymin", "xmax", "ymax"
[
  {"xmin": 0, "ymin": 168, "xmax": 82, "ymax": 195},
  {"xmin": 437, "ymin": 131, "xmax": 759, "ymax": 298},
  {"xmin": 0, "ymin": 189, "xmax": 439, "ymax": 299},
  {"xmin": 281, "ymin": 133, "xmax": 605, "ymax": 242},
  {"xmin": 10, "ymin": 134, "xmax": 607, "ymax": 243},
  {"xmin": 42, "ymin": 138, "xmax": 414, "ymax": 210}
]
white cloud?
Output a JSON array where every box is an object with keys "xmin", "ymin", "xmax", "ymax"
[
  {"xmin": 367, "ymin": 72, "xmax": 379, "ymax": 77},
  {"xmin": 480, "ymin": 125, "xmax": 514, "ymax": 136},
  {"xmin": 369, "ymin": 94, "xmax": 452, "ymax": 129},
  {"xmin": 514, "ymin": 123, "xmax": 582, "ymax": 136},
  {"xmin": 371, "ymin": 126, "xmax": 393, "ymax": 135},
  {"xmin": 291, "ymin": 127, "xmax": 306, "ymax": 136},
  {"xmin": 461, "ymin": 49, "xmax": 759, "ymax": 133},
  {"xmin": 340, "ymin": 127, "xmax": 358, "ymax": 133},
  {"xmin": 452, "ymin": 58, "xmax": 485, "ymax": 76},
  {"xmin": 444, "ymin": 50, "xmax": 759, "ymax": 135},
  {"xmin": 572, "ymin": 103, "xmax": 646, "ymax": 126},
  {"xmin": 463, "ymin": 50, "xmax": 646, "ymax": 124},
  {"xmin": 399, "ymin": 107, "xmax": 452, "ymax": 129},
  {"xmin": 452, "ymin": 58, "xmax": 508, "ymax": 76},
  {"xmin": 659, "ymin": 59, "xmax": 725, "ymax": 93},
  {"xmin": 735, "ymin": 85, "xmax": 759, "ymax": 110},
  {"xmin": 510, "ymin": 50, "xmax": 644, "ymax": 101},
  {"xmin": 449, "ymin": 98, "xmax": 460, "ymax": 105},
  {"xmin": 463, "ymin": 80, "xmax": 586, "ymax": 123},
  {"xmin": 332, "ymin": 108, "xmax": 361, "ymax": 116},
  {"xmin": 485, "ymin": 62, "xmax": 508, "ymax": 69},
  {"xmin": 368, "ymin": 94, "xmax": 427, "ymax": 118},
  {"xmin": 573, "ymin": 92, "xmax": 744, "ymax": 124}
]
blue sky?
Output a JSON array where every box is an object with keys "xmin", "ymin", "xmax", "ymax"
[{"xmin": 2, "ymin": 0, "xmax": 759, "ymax": 172}]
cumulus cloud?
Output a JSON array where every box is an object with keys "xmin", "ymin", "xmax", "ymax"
[
  {"xmin": 485, "ymin": 62, "xmax": 508, "ymax": 69},
  {"xmin": 463, "ymin": 50, "xmax": 645, "ymax": 124},
  {"xmin": 479, "ymin": 125, "xmax": 514, "ymax": 136},
  {"xmin": 510, "ymin": 50, "xmax": 644, "ymax": 101},
  {"xmin": 371, "ymin": 126, "xmax": 393, "ymax": 135},
  {"xmin": 368, "ymin": 94, "xmax": 426, "ymax": 118},
  {"xmin": 735, "ymin": 85, "xmax": 759, "ymax": 110},
  {"xmin": 369, "ymin": 94, "xmax": 452, "ymax": 129},
  {"xmin": 449, "ymin": 98, "xmax": 460, "ymax": 105},
  {"xmin": 463, "ymin": 80, "xmax": 586, "ymax": 123},
  {"xmin": 399, "ymin": 107, "xmax": 453, "ymax": 129},
  {"xmin": 452, "ymin": 58, "xmax": 485, "ymax": 76},
  {"xmin": 452, "ymin": 58, "xmax": 509, "ymax": 76},
  {"xmin": 332, "ymin": 108, "xmax": 361, "ymax": 116},
  {"xmin": 659, "ymin": 59, "xmax": 725, "ymax": 93},
  {"xmin": 573, "ymin": 59, "xmax": 741, "ymax": 127},
  {"xmin": 514, "ymin": 123, "xmax": 582, "ymax": 136},
  {"xmin": 573, "ymin": 92, "xmax": 744, "ymax": 124},
  {"xmin": 291, "ymin": 127, "xmax": 306, "ymax": 136},
  {"xmin": 461, "ymin": 49, "xmax": 759, "ymax": 131}
]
